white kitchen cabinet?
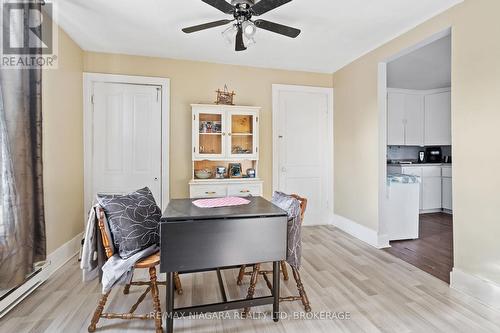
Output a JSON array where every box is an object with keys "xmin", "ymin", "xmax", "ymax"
[
  {"xmin": 404, "ymin": 94, "xmax": 425, "ymax": 146},
  {"xmin": 387, "ymin": 93, "xmax": 406, "ymax": 145},
  {"xmin": 387, "ymin": 92, "xmax": 424, "ymax": 146},
  {"xmin": 422, "ymin": 175, "xmax": 442, "ymax": 210},
  {"xmin": 401, "ymin": 167, "xmax": 423, "ymax": 209},
  {"xmin": 442, "ymin": 166, "xmax": 452, "ymax": 211},
  {"xmin": 387, "ymin": 89, "xmax": 450, "ymax": 147},
  {"xmin": 388, "ymin": 164, "xmax": 451, "ymax": 212},
  {"xmin": 442, "ymin": 178, "xmax": 452, "ymax": 210},
  {"xmin": 425, "ymin": 91, "xmax": 451, "ymax": 146}
]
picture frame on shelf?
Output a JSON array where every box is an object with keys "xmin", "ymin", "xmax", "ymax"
[{"xmin": 228, "ymin": 163, "xmax": 242, "ymax": 178}]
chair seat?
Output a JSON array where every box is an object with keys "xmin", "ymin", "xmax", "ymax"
[{"xmin": 135, "ymin": 251, "xmax": 160, "ymax": 268}]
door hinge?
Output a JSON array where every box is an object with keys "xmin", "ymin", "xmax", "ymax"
[
  {"xmin": 91, "ymin": 95, "xmax": 94, "ymax": 104},
  {"xmin": 193, "ymin": 147, "xmax": 196, "ymax": 153},
  {"xmin": 156, "ymin": 87, "xmax": 160, "ymax": 102},
  {"xmin": 256, "ymin": 147, "xmax": 258, "ymax": 153},
  {"xmin": 193, "ymin": 115, "xmax": 196, "ymax": 121},
  {"xmin": 256, "ymin": 116, "xmax": 258, "ymax": 122}
]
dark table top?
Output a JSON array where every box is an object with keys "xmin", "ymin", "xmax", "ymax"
[{"xmin": 161, "ymin": 196, "xmax": 287, "ymax": 222}]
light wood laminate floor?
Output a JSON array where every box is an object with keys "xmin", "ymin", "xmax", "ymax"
[{"xmin": 1, "ymin": 226, "xmax": 500, "ymax": 333}]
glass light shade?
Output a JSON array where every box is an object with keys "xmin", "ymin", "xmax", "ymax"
[
  {"xmin": 242, "ymin": 21, "xmax": 257, "ymax": 38},
  {"xmin": 244, "ymin": 36, "xmax": 256, "ymax": 47},
  {"xmin": 221, "ymin": 24, "xmax": 238, "ymax": 44}
]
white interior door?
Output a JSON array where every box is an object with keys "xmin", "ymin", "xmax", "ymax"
[
  {"xmin": 273, "ymin": 85, "xmax": 333, "ymax": 225},
  {"xmin": 92, "ymin": 82, "xmax": 162, "ymax": 203}
]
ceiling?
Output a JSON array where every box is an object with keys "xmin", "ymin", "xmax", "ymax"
[
  {"xmin": 53, "ymin": 0, "xmax": 462, "ymax": 73},
  {"xmin": 388, "ymin": 34, "xmax": 451, "ymax": 89}
]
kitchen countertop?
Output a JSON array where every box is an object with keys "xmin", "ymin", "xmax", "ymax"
[
  {"xmin": 387, "ymin": 163, "xmax": 452, "ymax": 167},
  {"xmin": 387, "ymin": 174, "xmax": 421, "ymax": 184}
]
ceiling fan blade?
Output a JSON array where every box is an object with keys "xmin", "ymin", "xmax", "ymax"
[
  {"xmin": 201, "ymin": 0, "xmax": 235, "ymax": 14},
  {"xmin": 182, "ymin": 19, "xmax": 233, "ymax": 33},
  {"xmin": 254, "ymin": 19, "xmax": 300, "ymax": 38},
  {"xmin": 235, "ymin": 26, "xmax": 247, "ymax": 51},
  {"xmin": 251, "ymin": 0, "xmax": 292, "ymax": 16}
]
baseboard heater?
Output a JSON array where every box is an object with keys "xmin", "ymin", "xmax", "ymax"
[{"xmin": 0, "ymin": 263, "xmax": 48, "ymax": 318}]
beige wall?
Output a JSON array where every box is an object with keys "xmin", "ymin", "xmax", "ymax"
[
  {"xmin": 83, "ymin": 53, "xmax": 333, "ymax": 199},
  {"xmin": 43, "ymin": 26, "xmax": 84, "ymax": 253},
  {"xmin": 42, "ymin": 25, "xmax": 332, "ymax": 253},
  {"xmin": 333, "ymin": 0, "xmax": 500, "ymax": 284}
]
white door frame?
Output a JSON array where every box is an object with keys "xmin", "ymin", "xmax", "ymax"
[
  {"xmin": 272, "ymin": 84, "xmax": 334, "ymax": 217},
  {"xmin": 377, "ymin": 27, "xmax": 451, "ymax": 247},
  {"xmin": 83, "ymin": 73, "xmax": 170, "ymax": 217}
]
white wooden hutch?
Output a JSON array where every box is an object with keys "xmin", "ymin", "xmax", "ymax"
[{"xmin": 189, "ymin": 104, "xmax": 263, "ymax": 198}]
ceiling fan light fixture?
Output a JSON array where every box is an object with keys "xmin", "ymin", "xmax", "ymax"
[
  {"xmin": 221, "ymin": 24, "xmax": 238, "ymax": 44},
  {"xmin": 183, "ymin": 0, "xmax": 301, "ymax": 52},
  {"xmin": 244, "ymin": 35, "xmax": 256, "ymax": 47},
  {"xmin": 242, "ymin": 20, "xmax": 257, "ymax": 37}
]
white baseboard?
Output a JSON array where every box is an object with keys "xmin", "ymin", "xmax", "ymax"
[
  {"xmin": 420, "ymin": 208, "xmax": 443, "ymax": 214},
  {"xmin": 332, "ymin": 214, "xmax": 389, "ymax": 249},
  {"xmin": 450, "ymin": 268, "xmax": 500, "ymax": 311},
  {"xmin": 0, "ymin": 231, "xmax": 83, "ymax": 318}
]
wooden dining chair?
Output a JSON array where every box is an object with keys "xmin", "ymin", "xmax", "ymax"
[
  {"xmin": 88, "ymin": 207, "xmax": 181, "ymax": 333},
  {"xmin": 241, "ymin": 194, "xmax": 311, "ymax": 313}
]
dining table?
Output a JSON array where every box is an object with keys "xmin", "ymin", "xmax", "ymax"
[{"xmin": 160, "ymin": 196, "xmax": 288, "ymax": 333}]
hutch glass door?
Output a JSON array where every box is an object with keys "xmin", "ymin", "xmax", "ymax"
[
  {"xmin": 194, "ymin": 109, "xmax": 225, "ymax": 159},
  {"xmin": 228, "ymin": 110, "xmax": 257, "ymax": 159}
]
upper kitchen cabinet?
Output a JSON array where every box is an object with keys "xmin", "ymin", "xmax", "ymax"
[
  {"xmin": 425, "ymin": 91, "xmax": 451, "ymax": 146},
  {"xmin": 404, "ymin": 94, "xmax": 425, "ymax": 145},
  {"xmin": 387, "ymin": 92, "xmax": 424, "ymax": 146},
  {"xmin": 387, "ymin": 89, "xmax": 450, "ymax": 146},
  {"xmin": 387, "ymin": 93, "xmax": 406, "ymax": 145}
]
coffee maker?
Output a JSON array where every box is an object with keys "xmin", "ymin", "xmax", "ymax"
[
  {"xmin": 425, "ymin": 147, "xmax": 442, "ymax": 163},
  {"xmin": 418, "ymin": 151, "xmax": 425, "ymax": 163}
]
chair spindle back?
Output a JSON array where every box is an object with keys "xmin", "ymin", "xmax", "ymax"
[{"xmin": 97, "ymin": 207, "xmax": 114, "ymax": 259}]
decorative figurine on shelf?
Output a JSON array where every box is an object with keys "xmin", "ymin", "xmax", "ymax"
[
  {"xmin": 246, "ymin": 168, "xmax": 256, "ymax": 178},
  {"xmin": 215, "ymin": 84, "xmax": 235, "ymax": 105}
]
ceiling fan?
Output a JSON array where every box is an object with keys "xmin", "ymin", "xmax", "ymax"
[{"xmin": 182, "ymin": 0, "xmax": 301, "ymax": 51}]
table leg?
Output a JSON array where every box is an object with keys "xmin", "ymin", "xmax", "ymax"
[
  {"xmin": 273, "ymin": 261, "xmax": 280, "ymax": 322},
  {"xmin": 166, "ymin": 272, "xmax": 174, "ymax": 333}
]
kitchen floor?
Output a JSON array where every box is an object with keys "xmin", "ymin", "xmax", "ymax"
[{"xmin": 384, "ymin": 213, "xmax": 453, "ymax": 283}]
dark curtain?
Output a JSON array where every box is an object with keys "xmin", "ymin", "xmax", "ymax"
[{"xmin": 0, "ymin": 1, "xmax": 46, "ymax": 289}]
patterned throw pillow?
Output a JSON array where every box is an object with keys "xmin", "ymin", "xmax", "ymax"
[{"xmin": 97, "ymin": 187, "xmax": 160, "ymax": 259}]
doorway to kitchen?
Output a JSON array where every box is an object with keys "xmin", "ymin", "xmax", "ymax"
[{"xmin": 378, "ymin": 29, "xmax": 453, "ymax": 283}]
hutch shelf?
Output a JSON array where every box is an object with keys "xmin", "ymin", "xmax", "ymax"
[{"xmin": 190, "ymin": 104, "xmax": 263, "ymax": 198}]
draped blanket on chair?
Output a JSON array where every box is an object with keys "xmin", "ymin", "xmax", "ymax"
[{"xmin": 272, "ymin": 191, "xmax": 302, "ymax": 269}]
